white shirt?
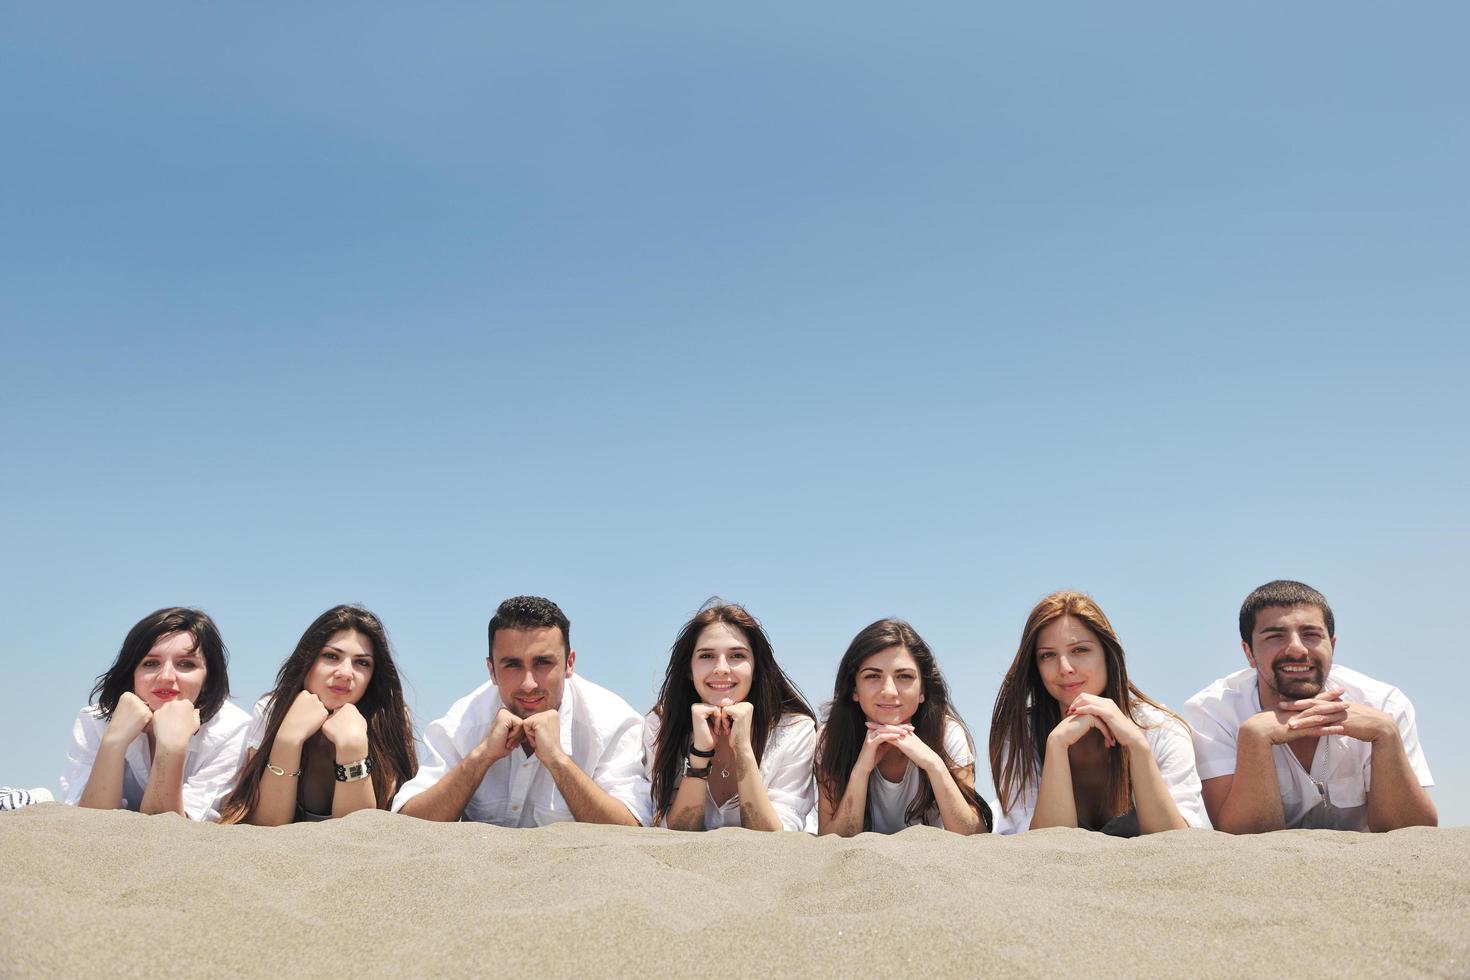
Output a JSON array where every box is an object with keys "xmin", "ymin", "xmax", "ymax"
[
  {"xmin": 993, "ymin": 702, "xmax": 1210, "ymax": 835},
  {"xmin": 1181, "ymin": 665, "xmax": 1433, "ymax": 831},
  {"xmin": 814, "ymin": 716, "xmax": 974, "ymax": 834},
  {"xmin": 60, "ymin": 701, "xmax": 252, "ymax": 822},
  {"xmin": 392, "ymin": 674, "xmax": 652, "ymax": 827},
  {"xmin": 641, "ymin": 711, "xmax": 817, "ymax": 832}
]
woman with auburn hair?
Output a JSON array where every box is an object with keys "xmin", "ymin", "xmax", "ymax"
[
  {"xmin": 988, "ymin": 591, "xmax": 1208, "ymax": 836},
  {"xmin": 61, "ymin": 607, "xmax": 251, "ymax": 821},
  {"xmin": 816, "ymin": 619, "xmax": 990, "ymax": 836},
  {"xmin": 643, "ymin": 601, "xmax": 816, "ymax": 831},
  {"xmin": 220, "ymin": 605, "xmax": 417, "ymax": 825}
]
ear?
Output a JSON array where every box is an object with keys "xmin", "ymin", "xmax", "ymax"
[
  {"xmin": 486, "ymin": 656, "xmax": 496, "ymax": 682},
  {"xmin": 1241, "ymin": 640, "xmax": 1255, "ymax": 669},
  {"xmin": 565, "ymin": 648, "xmax": 576, "ymax": 676}
]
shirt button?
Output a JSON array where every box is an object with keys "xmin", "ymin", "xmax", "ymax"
[{"xmin": 511, "ymin": 805, "xmax": 520, "ymax": 812}]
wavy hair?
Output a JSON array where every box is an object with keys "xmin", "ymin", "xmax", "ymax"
[
  {"xmin": 220, "ymin": 605, "xmax": 417, "ymax": 824},
  {"xmin": 815, "ymin": 619, "xmax": 990, "ymax": 830},
  {"xmin": 649, "ymin": 601, "xmax": 813, "ymax": 823},
  {"xmin": 988, "ymin": 590, "xmax": 1177, "ymax": 821}
]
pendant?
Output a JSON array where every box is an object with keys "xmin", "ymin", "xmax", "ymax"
[{"xmin": 720, "ymin": 767, "xmax": 730, "ymax": 778}]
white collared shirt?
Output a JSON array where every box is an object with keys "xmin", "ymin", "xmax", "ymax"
[
  {"xmin": 392, "ymin": 674, "xmax": 652, "ymax": 827},
  {"xmin": 60, "ymin": 701, "xmax": 252, "ymax": 822},
  {"xmin": 1181, "ymin": 665, "xmax": 1433, "ymax": 831},
  {"xmin": 992, "ymin": 702, "xmax": 1210, "ymax": 835},
  {"xmin": 641, "ymin": 711, "xmax": 817, "ymax": 832}
]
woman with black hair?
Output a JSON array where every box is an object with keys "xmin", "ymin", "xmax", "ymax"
[
  {"xmin": 220, "ymin": 604, "xmax": 417, "ymax": 825},
  {"xmin": 816, "ymin": 619, "xmax": 990, "ymax": 836},
  {"xmin": 61, "ymin": 607, "xmax": 250, "ymax": 821},
  {"xmin": 643, "ymin": 602, "xmax": 816, "ymax": 831}
]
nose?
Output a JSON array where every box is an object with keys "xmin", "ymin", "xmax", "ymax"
[
  {"xmin": 1285, "ymin": 631, "xmax": 1309, "ymax": 655},
  {"xmin": 714, "ymin": 654, "xmax": 730, "ymax": 675},
  {"xmin": 519, "ymin": 671, "xmax": 538, "ymax": 691},
  {"xmin": 1058, "ymin": 655, "xmax": 1075, "ymax": 675},
  {"xmin": 157, "ymin": 661, "xmax": 177, "ymax": 683},
  {"xmin": 880, "ymin": 675, "xmax": 898, "ymax": 697}
]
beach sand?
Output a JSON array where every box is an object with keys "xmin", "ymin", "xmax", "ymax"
[{"xmin": 2, "ymin": 805, "xmax": 1466, "ymax": 978}]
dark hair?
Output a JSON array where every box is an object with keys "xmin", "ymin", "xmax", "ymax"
[
  {"xmin": 649, "ymin": 601, "xmax": 814, "ymax": 823},
  {"xmin": 989, "ymin": 591, "xmax": 1179, "ymax": 821},
  {"xmin": 815, "ymin": 619, "xmax": 990, "ymax": 831},
  {"xmin": 91, "ymin": 608, "xmax": 231, "ymax": 723},
  {"xmin": 219, "ymin": 605, "xmax": 418, "ymax": 824},
  {"xmin": 1239, "ymin": 580, "xmax": 1335, "ymax": 646},
  {"xmin": 488, "ymin": 595, "xmax": 570, "ymax": 659}
]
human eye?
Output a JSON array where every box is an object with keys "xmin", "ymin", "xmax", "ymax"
[
  {"xmin": 177, "ymin": 659, "xmax": 200, "ymax": 670},
  {"xmin": 141, "ymin": 658, "xmax": 160, "ymax": 668},
  {"xmin": 355, "ymin": 658, "xmax": 372, "ymax": 668},
  {"xmin": 696, "ymin": 651, "xmax": 713, "ymax": 660},
  {"xmin": 730, "ymin": 650, "xmax": 749, "ymax": 660},
  {"xmin": 1037, "ymin": 651, "xmax": 1054, "ymax": 661}
]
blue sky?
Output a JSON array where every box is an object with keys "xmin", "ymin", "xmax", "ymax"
[{"xmin": 3, "ymin": 4, "xmax": 1466, "ymax": 825}]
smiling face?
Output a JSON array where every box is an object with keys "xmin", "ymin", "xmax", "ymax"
[
  {"xmin": 1035, "ymin": 615, "xmax": 1108, "ymax": 709},
  {"xmin": 489, "ymin": 626, "xmax": 575, "ymax": 718},
  {"xmin": 132, "ymin": 631, "xmax": 207, "ymax": 711},
  {"xmin": 689, "ymin": 622, "xmax": 755, "ymax": 707},
  {"xmin": 851, "ymin": 645, "xmax": 925, "ymax": 725},
  {"xmin": 304, "ymin": 628, "xmax": 376, "ymax": 711},
  {"xmin": 1245, "ymin": 603, "xmax": 1335, "ymax": 701}
]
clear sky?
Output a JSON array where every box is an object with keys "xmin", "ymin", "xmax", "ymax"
[{"xmin": 3, "ymin": 4, "xmax": 1466, "ymax": 825}]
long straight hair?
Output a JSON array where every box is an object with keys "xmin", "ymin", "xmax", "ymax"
[
  {"xmin": 220, "ymin": 605, "xmax": 417, "ymax": 824},
  {"xmin": 649, "ymin": 601, "xmax": 813, "ymax": 823},
  {"xmin": 815, "ymin": 619, "xmax": 991, "ymax": 830},
  {"xmin": 988, "ymin": 591, "xmax": 1178, "ymax": 822}
]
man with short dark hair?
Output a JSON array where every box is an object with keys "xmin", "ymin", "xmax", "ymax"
[
  {"xmin": 1181, "ymin": 580, "xmax": 1435, "ymax": 833},
  {"xmin": 393, "ymin": 596, "xmax": 650, "ymax": 826}
]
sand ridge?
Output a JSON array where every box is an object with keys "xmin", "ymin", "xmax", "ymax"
[{"xmin": 2, "ymin": 805, "xmax": 1466, "ymax": 978}]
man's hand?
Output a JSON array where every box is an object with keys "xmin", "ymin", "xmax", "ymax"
[
  {"xmin": 478, "ymin": 708, "xmax": 524, "ymax": 766},
  {"xmin": 520, "ymin": 710, "xmax": 564, "ymax": 765},
  {"xmin": 1244, "ymin": 689, "xmax": 1346, "ymax": 745}
]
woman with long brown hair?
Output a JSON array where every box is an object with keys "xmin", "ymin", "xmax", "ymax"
[
  {"xmin": 220, "ymin": 605, "xmax": 416, "ymax": 825},
  {"xmin": 988, "ymin": 591, "xmax": 1207, "ymax": 835},
  {"xmin": 643, "ymin": 601, "xmax": 816, "ymax": 831},
  {"xmin": 815, "ymin": 619, "xmax": 990, "ymax": 836}
]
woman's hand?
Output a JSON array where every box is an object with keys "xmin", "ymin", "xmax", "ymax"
[
  {"xmin": 883, "ymin": 724, "xmax": 944, "ymax": 773},
  {"xmin": 321, "ymin": 703, "xmax": 370, "ymax": 759},
  {"xmin": 105, "ymin": 692, "xmax": 154, "ymax": 746},
  {"xmin": 721, "ymin": 702, "xmax": 755, "ymax": 754},
  {"xmin": 277, "ymin": 691, "xmax": 330, "ymax": 747},
  {"xmin": 1065, "ymin": 693, "xmax": 1145, "ymax": 751},
  {"xmin": 151, "ymin": 699, "xmax": 201, "ymax": 753},
  {"xmin": 854, "ymin": 722, "xmax": 912, "ymax": 775},
  {"xmin": 690, "ymin": 703, "xmax": 720, "ymax": 753},
  {"xmin": 1048, "ymin": 710, "xmax": 1115, "ymax": 750}
]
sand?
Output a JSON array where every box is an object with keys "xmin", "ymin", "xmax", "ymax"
[{"xmin": 1, "ymin": 805, "xmax": 1467, "ymax": 978}]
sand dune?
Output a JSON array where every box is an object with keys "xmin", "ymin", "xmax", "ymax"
[{"xmin": 2, "ymin": 805, "xmax": 1466, "ymax": 978}]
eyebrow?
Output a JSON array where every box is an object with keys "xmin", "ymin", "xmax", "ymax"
[
  {"xmin": 323, "ymin": 644, "xmax": 373, "ymax": 659},
  {"xmin": 694, "ymin": 644, "xmax": 751, "ymax": 653}
]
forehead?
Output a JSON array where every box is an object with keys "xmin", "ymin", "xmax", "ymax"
[
  {"xmin": 323, "ymin": 629, "xmax": 372, "ymax": 657},
  {"xmin": 695, "ymin": 622, "xmax": 749, "ymax": 650},
  {"xmin": 1036, "ymin": 615, "xmax": 1100, "ymax": 649},
  {"xmin": 147, "ymin": 631, "xmax": 198, "ymax": 658},
  {"xmin": 858, "ymin": 645, "xmax": 917, "ymax": 673},
  {"xmin": 1252, "ymin": 604, "xmax": 1329, "ymax": 634},
  {"xmin": 492, "ymin": 626, "xmax": 566, "ymax": 662}
]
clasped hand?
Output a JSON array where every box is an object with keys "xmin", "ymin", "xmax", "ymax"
[
  {"xmin": 1254, "ymin": 688, "xmax": 1393, "ymax": 745},
  {"xmin": 690, "ymin": 701, "xmax": 754, "ymax": 753},
  {"xmin": 1049, "ymin": 693, "xmax": 1144, "ymax": 752},
  {"xmin": 483, "ymin": 707, "xmax": 563, "ymax": 764},
  {"xmin": 858, "ymin": 721, "xmax": 940, "ymax": 772}
]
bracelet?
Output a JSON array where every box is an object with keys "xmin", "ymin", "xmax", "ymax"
[
  {"xmin": 685, "ymin": 762, "xmax": 711, "ymax": 779},
  {"xmin": 265, "ymin": 762, "xmax": 301, "ymax": 778},
  {"xmin": 334, "ymin": 757, "xmax": 373, "ymax": 783},
  {"xmin": 688, "ymin": 745, "xmax": 715, "ymax": 759}
]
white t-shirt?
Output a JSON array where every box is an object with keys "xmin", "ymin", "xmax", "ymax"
[
  {"xmin": 392, "ymin": 674, "xmax": 652, "ymax": 827},
  {"xmin": 992, "ymin": 702, "xmax": 1210, "ymax": 835},
  {"xmin": 60, "ymin": 700, "xmax": 252, "ymax": 822},
  {"xmin": 815, "ymin": 716, "xmax": 975, "ymax": 834},
  {"xmin": 1180, "ymin": 664, "xmax": 1433, "ymax": 831},
  {"xmin": 641, "ymin": 711, "xmax": 816, "ymax": 832}
]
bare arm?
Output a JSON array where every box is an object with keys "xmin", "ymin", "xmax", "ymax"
[
  {"xmin": 734, "ymin": 744, "xmax": 782, "ymax": 832},
  {"xmin": 1125, "ymin": 741, "xmax": 1189, "ymax": 834},
  {"xmin": 542, "ymin": 750, "xmax": 640, "ymax": 826},
  {"xmin": 398, "ymin": 741, "xmax": 499, "ymax": 822},
  {"xmin": 1202, "ymin": 724, "xmax": 1286, "ymax": 834},
  {"xmin": 925, "ymin": 761, "xmax": 982, "ymax": 835},
  {"xmin": 1029, "ymin": 734, "xmax": 1080, "ymax": 830},
  {"xmin": 1362, "ymin": 718, "xmax": 1437, "ymax": 832},
  {"xmin": 139, "ymin": 741, "xmax": 189, "ymax": 817},
  {"xmin": 77, "ymin": 738, "xmax": 130, "ymax": 810},
  {"xmin": 817, "ymin": 766, "xmax": 871, "ymax": 837},
  {"xmin": 665, "ymin": 766, "xmax": 711, "ymax": 831}
]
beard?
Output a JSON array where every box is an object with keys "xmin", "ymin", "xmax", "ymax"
[{"xmin": 1269, "ymin": 661, "xmax": 1325, "ymax": 698}]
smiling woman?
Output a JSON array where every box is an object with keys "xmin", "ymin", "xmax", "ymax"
[
  {"xmin": 643, "ymin": 601, "xmax": 817, "ymax": 832},
  {"xmin": 218, "ymin": 605, "xmax": 417, "ymax": 826},
  {"xmin": 60, "ymin": 608, "xmax": 251, "ymax": 821},
  {"xmin": 815, "ymin": 619, "xmax": 991, "ymax": 837},
  {"xmin": 988, "ymin": 591, "xmax": 1209, "ymax": 836}
]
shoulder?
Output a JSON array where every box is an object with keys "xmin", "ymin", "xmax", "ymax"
[
  {"xmin": 202, "ymin": 700, "xmax": 252, "ymax": 738},
  {"xmin": 434, "ymin": 678, "xmax": 503, "ymax": 731},
  {"xmin": 940, "ymin": 713, "xmax": 975, "ymax": 762},
  {"xmin": 769, "ymin": 712, "xmax": 817, "ymax": 747},
  {"xmin": 70, "ymin": 704, "xmax": 105, "ymax": 739},
  {"xmin": 642, "ymin": 708, "xmax": 664, "ymax": 741},
  {"xmin": 1132, "ymin": 701, "xmax": 1192, "ymax": 744},
  {"xmin": 1328, "ymin": 665, "xmax": 1412, "ymax": 709},
  {"xmin": 1182, "ymin": 668, "xmax": 1255, "ymax": 719},
  {"xmin": 569, "ymin": 675, "xmax": 641, "ymax": 726}
]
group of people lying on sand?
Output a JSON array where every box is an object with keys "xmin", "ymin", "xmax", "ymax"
[{"xmin": 48, "ymin": 580, "xmax": 1436, "ymax": 836}]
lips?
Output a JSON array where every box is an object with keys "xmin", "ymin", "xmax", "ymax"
[
  {"xmin": 328, "ymin": 686, "xmax": 352, "ymax": 696},
  {"xmin": 152, "ymin": 689, "xmax": 179, "ymax": 700}
]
